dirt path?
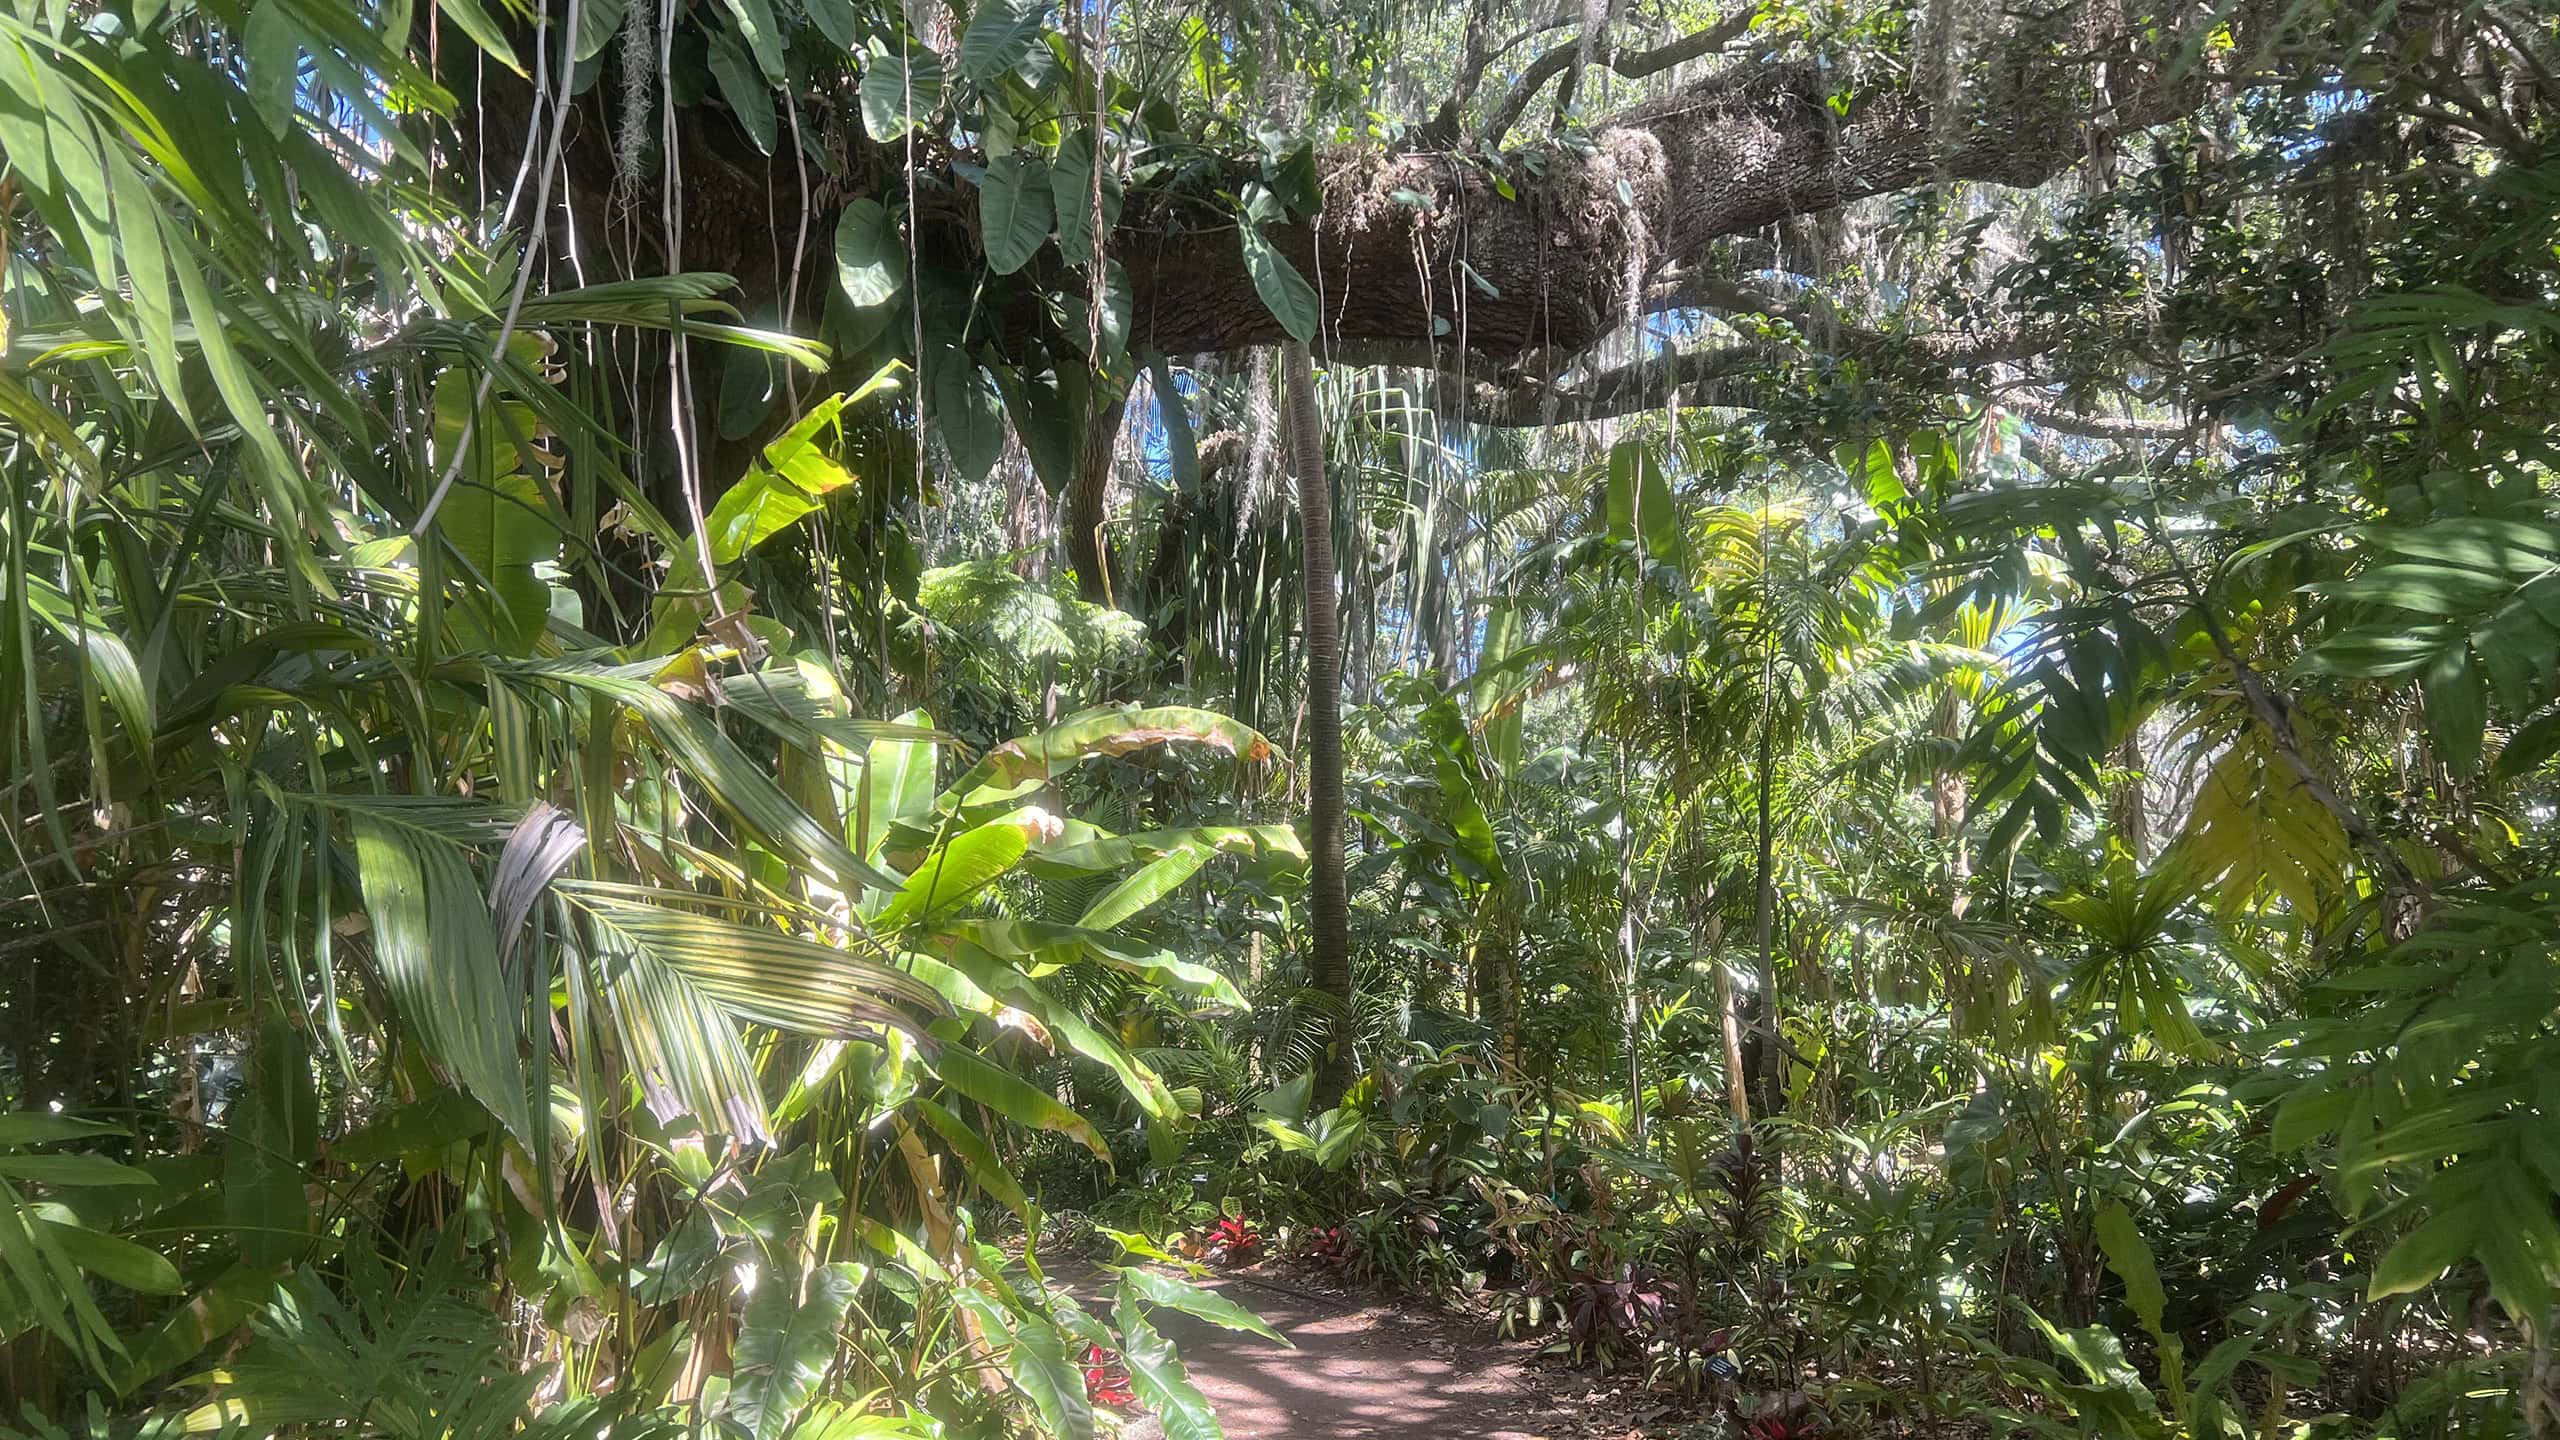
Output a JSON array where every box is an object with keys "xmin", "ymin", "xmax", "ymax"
[{"xmin": 1123, "ymin": 1272, "xmax": 1564, "ymax": 1440}]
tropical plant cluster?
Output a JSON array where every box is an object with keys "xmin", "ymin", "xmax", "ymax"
[{"xmin": 2, "ymin": 0, "xmax": 2557, "ymax": 1438}]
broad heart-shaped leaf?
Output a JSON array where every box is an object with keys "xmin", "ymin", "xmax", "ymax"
[
  {"xmin": 1008, "ymin": 1315, "xmax": 1095, "ymax": 1440},
  {"xmin": 572, "ymin": 0, "xmax": 627, "ymax": 60},
  {"xmin": 1114, "ymin": 1309, "xmax": 1223, "ymax": 1440},
  {"xmin": 957, "ymin": 0, "xmax": 1050, "ymax": 82},
  {"xmin": 1115, "ymin": 1266, "xmax": 1290, "ymax": 1346},
  {"xmin": 1239, "ymin": 223, "xmax": 1317, "ymax": 344},
  {"xmin": 871, "ymin": 818, "xmax": 1034, "ymax": 930},
  {"xmin": 977, "ymin": 150, "xmax": 1054, "ymax": 276},
  {"xmin": 860, "ymin": 46, "xmax": 945, "ymax": 141},
  {"xmin": 345, "ymin": 805, "xmax": 534, "ymax": 1144},
  {"xmin": 705, "ymin": 29, "xmax": 776, "ymax": 155},
  {"xmin": 1050, "ymin": 128, "xmax": 1122, "ymax": 269},
  {"xmin": 928, "ymin": 1047, "xmax": 1110, "ymax": 1162},
  {"xmin": 928, "ymin": 347, "xmax": 1006, "ymax": 482},
  {"xmin": 834, "ymin": 199, "xmax": 908, "ymax": 309},
  {"xmin": 801, "ymin": 0, "xmax": 857, "ymax": 48},
  {"xmin": 730, "ymin": 1262, "xmax": 862, "ymax": 1440}
]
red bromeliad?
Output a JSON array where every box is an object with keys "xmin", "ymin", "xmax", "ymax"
[
  {"xmin": 1208, "ymin": 1214, "xmax": 1263, "ymax": 1264},
  {"xmin": 1083, "ymin": 1343, "xmax": 1134, "ymax": 1408}
]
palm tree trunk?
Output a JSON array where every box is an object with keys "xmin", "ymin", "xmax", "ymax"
[{"xmin": 1284, "ymin": 341, "xmax": 1354, "ymax": 1106}]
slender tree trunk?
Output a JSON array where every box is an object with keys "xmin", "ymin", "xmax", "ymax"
[
  {"xmin": 2108, "ymin": 729, "xmax": 2148, "ymax": 858},
  {"xmin": 1747, "ymin": 647, "xmax": 1784, "ymax": 1121},
  {"xmin": 1066, "ymin": 392, "xmax": 1129, "ymax": 605},
  {"xmin": 1930, "ymin": 688, "xmax": 1971, "ymax": 917},
  {"xmin": 2527, "ymin": 1306, "xmax": 2560, "ymax": 1440},
  {"xmin": 1284, "ymin": 341, "xmax": 1354, "ymax": 1106},
  {"xmin": 1705, "ymin": 908, "xmax": 1750, "ymax": 1128}
]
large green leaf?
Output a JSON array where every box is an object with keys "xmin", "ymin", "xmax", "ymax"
[
  {"xmin": 977, "ymin": 150, "xmax": 1054, "ymax": 276},
  {"xmin": 1113, "ymin": 1309, "xmax": 1222, "ymax": 1440},
  {"xmin": 928, "ymin": 1049, "xmax": 1108, "ymax": 1163},
  {"xmin": 731, "ymin": 1263, "xmax": 863, "ymax": 1440},
  {"xmin": 1008, "ymin": 1315, "xmax": 1095, "ymax": 1440},
  {"xmin": 929, "ymin": 348, "xmax": 1006, "ymax": 482},
  {"xmin": 1115, "ymin": 1266, "xmax": 1289, "ymax": 1346},
  {"xmin": 944, "ymin": 919, "xmax": 1244, "ymax": 1008},
  {"xmin": 566, "ymin": 884, "xmax": 946, "ymax": 1036},
  {"xmin": 1050, "ymin": 128, "xmax": 1121, "ymax": 269},
  {"xmin": 706, "ymin": 28, "xmax": 776, "ymax": 154},
  {"xmin": 934, "ymin": 706, "xmax": 1275, "ymax": 820},
  {"xmin": 33, "ymin": 1217, "xmax": 182, "ymax": 1295},
  {"xmin": 1239, "ymin": 223, "xmax": 1317, "ymax": 345},
  {"xmin": 1028, "ymin": 824, "xmax": 1305, "ymax": 878},
  {"xmin": 860, "ymin": 709, "xmax": 940, "ymax": 863},
  {"xmin": 956, "ymin": 0, "xmax": 1050, "ymax": 82},
  {"xmin": 1075, "ymin": 844, "xmax": 1210, "ymax": 930},
  {"xmin": 705, "ymin": 431, "xmax": 859, "ymax": 565},
  {"xmin": 834, "ymin": 199, "xmax": 907, "ymax": 310},
  {"xmin": 347, "ymin": 806, "xmax": 533, "ymax": 1143},
  {"xmin": 500, "ymin": 659, "xmax": 901, "ymax": 892},
  {"xmin": 872, "ymin": 819, "xmax": 1034, "ymax": 930},
  {"xmin": 860, "ymin": 46, "xmax": 945, "ymax": 140},
  {"xmin": 912, "ymin": 1098, "xmax": 1036, "ymax": 1230}
]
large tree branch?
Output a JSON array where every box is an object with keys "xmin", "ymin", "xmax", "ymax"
[
  {"xmin": 1476, "ymin": 6, "xmax": 1764, "ymax": 150},
  {"xmin": 1124, "ymin": 4, "xmax": 2232, "ymax": 364}
]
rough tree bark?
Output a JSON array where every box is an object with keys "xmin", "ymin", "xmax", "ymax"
[{"xmin": 1283, "ymin": 340, "xmax": 1355, "ymax": 1106}]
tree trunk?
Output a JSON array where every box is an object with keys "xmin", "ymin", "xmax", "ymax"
[
  {"xmin": 2108, "ymin": 729, "xmax": 2148, "ymax": 858},
  {"xmin": 1066, "ymin": 392, "xmax": 1130, "ymax": 605},
  {"xmin": 1285, "ymin": 341, "xmax": 1355, "ymax": 1107},
  {"xmin": 1705, "ymin": 907, "xmax": 1749, "ymax": 1128},
  {"xmin": 1746, "ymin": 646, "xmax": 1784, "ymax": 1122}
]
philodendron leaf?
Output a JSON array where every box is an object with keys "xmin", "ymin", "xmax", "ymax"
[
  {"xmin": 1239, "ymin": 222, "xmax": 1317, "ymax": 344},
  {"xmin": 1008, "ymin": 1315, "xmax": 1095, "ymax": 1440},
  {"xmin": 1115, "ymin": 1266, "xmax": 1290, "ymax": 1346},
  {"xmin": 860, "ymin": 46, "xmax": 945, "ymax": 140},
  {"xmin": 730, "ymin": 1262, "xmax": 862, "ymax": 1440},
  {"xmin": 978, "ymin": 149, "xmax": 1054, "ymax": 276},
  {"xmin": 957, "ymin": 0, "xmax": 1049, "ymax": 82},
  {"xmin": 835, "ymin": 199, "xmax": 907, "ymax": 309},
  {"xmin": 1113, "ymin": 1309, "xmax": 1223, "ymax": 1440}
]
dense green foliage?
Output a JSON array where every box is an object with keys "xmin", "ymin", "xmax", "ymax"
[{"xmin": 3, "ymin": 0, "xmax": 2558, "ymax": 1436}]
